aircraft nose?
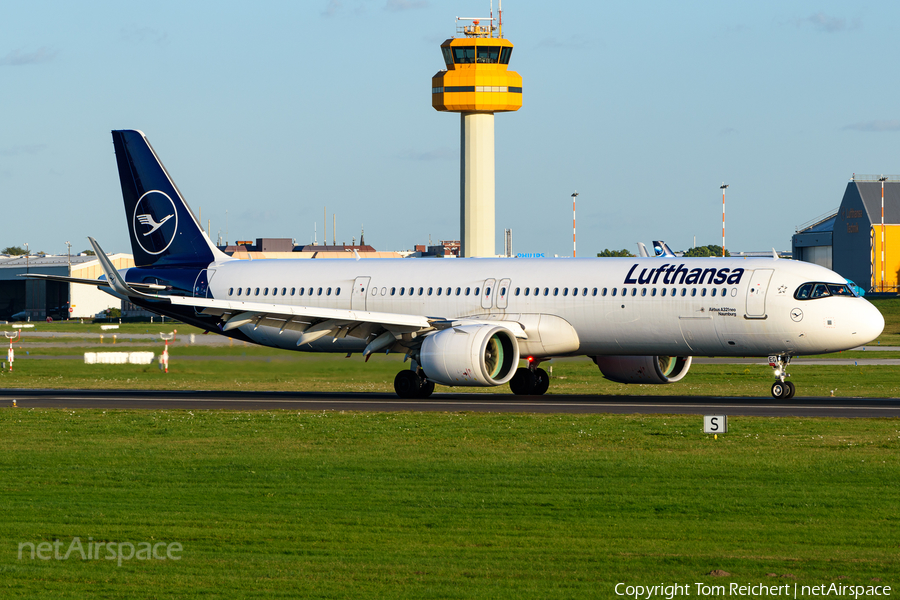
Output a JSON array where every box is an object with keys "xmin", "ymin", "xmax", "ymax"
[{"xmin": 854, "ymin": 300, "xmax": 885, "ymax": 345}]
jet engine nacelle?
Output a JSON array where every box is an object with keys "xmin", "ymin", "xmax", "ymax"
[
  {"xmin": 420, "ymin": 324, "xmax": 520, "ymax": 387},
  {"xmin": 592, "ymin": 355, "xmax": 692, "ymax": 384}
]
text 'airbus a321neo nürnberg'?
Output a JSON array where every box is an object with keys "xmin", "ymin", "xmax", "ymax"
[{"xmin": 28, "ymin": 130, "xmax": 885, "ymax": 399}]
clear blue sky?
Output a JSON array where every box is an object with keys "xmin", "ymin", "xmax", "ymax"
[{"xmin": 2, "ymin": 1, "xmax": 899, "ymax": 257}]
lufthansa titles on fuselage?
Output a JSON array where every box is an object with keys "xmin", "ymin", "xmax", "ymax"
[{"xmin": 623, "ymin": 263, "xmax": 745, "ymax": 286}]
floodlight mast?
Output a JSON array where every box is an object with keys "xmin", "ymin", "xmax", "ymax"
[
  {"xmin": 879, "ymin": 175, "xmax": 887, "ymax": 292},
  {"xmin": 720, "ymin": 184, "xmax": 729, "ymax": 257},
  {"xmin": 571, "ymin": 191, "xmax": 579, "ymax": 258}
]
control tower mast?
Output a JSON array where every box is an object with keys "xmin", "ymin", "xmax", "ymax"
[{"xmin": 431, "ymin": 4, "xmax": 522, "ymax": 257}]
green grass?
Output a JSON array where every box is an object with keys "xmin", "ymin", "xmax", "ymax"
[
  {"xmin": 3, "ymin": 354, "xmax": 900, "ymax": 397},
  {"xmin": 870, "ymin": 297, "xmax": 900, "ymax": 345},
  {"xmin": 1, "ymin": 409, "xmax": 898, "ymax": 598}
]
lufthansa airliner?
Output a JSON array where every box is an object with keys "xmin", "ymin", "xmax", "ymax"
[{"xmin": 26, "ymin": 131, "xmax": 885, "ymax": 399}]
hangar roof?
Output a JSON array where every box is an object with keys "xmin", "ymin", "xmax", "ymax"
[
  {"xmin": 0, "ymin": 255, "xmax": 99, "ymax": 269},
  {"xmin": 852, "ymin": 178, "xmax": 900, "ymax": 225}
]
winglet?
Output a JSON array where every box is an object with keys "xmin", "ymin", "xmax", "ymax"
[
  {"xmin": 88, "ymin": 237, "xmax": 145, "ymax": 299},
  {"xmin": 772, "ymin": 248, "xmax": 779, "ymax": 259}
]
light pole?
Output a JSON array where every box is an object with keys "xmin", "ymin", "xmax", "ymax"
[
  {"xmin": 66, "ymin": 241, "xmax": 72, "ymax": 320},
  {"xmin": 571, "ymin": 191, "xmax": 578, "ymax": 258},
  {"xmin": 23, "ymin": 242, "xmax": 29, "ymax": 273},
  {"xmin": 719, "ymin": 184, "xmax": 729, "ymax": 257},
  {"xmin": 879, "ymin": 175, "xmax": 887, "ymax": 292}
]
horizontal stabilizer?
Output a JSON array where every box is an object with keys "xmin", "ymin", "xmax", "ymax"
[{"xmin": 17, "ymin": 273, "xmax": 168, "ymax": 291}]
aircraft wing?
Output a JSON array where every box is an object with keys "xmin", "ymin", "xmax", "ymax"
[{"xmin": 168, "ymin": 295, "xmax": 525, "ymax": 351}]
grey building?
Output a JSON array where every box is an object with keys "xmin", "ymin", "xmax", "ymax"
[{"xmin": 793, "ymin": 176, "xmax": 900, "ymax": 292}]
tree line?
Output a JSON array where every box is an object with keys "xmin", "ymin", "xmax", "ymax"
[
  {"xmin": 2, "ymin": 246, "xmax": 95, "ymax": 256},
  {"xmin": 597, "ymin": 244, "xmax": 730, "ymax": 258}
]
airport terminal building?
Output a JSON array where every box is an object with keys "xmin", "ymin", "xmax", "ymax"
[{"xmin": 793, "ymin": 176, "xmax": 900, "ymax": 293}]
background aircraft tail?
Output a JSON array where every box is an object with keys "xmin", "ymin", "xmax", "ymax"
[{"xmin": 112, "ymin": 129, "xmax": 228, "ymax": 268}]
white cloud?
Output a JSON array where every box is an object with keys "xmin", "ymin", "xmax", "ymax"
[
  {"xmin": 386, "ymin": 0, "xmax": 428, "ymax": 11},
  {"xmin": 843, "ymin": 120, "xmax": 900, "ymax": 132},
  {"xmin": 0, "ymin": 47, "xmax": 58, "ymax": 66},
  {"xmin": 797, "ymin": 12, "xmax": 860, "ymax": 33},
  {"xmin": 322, "ymin": 0, "xmax": 343, "ymax": 17}
]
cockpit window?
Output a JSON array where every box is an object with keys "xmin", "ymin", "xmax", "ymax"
[
  {"xmin": 794, "ymin": 282, "xmax": 857, "ymax": 300},
  {"xmin": 811, "ymin": 283, "xmax": 830, "ymax": 299},
  {"xmin": 828, "ymin": 284, "xmax": 853, "ymax": 296}
]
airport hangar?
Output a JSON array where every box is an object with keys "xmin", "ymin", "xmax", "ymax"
[
  {"xmin": 793, "ymin": 175, "xmax": 900, "ymax": 294},
  {"xmin": 0, "ymin": 253, "xmax": 134, "ymax": 321}
]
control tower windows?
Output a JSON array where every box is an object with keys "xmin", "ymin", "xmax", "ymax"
[
  {"xmin": 453, "ymin": 47, "xmax": 476, "ymax": 64},
  {"xmin": 476, "ymin": 46, "xmax": 500, "ymax": 63},
  {"xmin": 448, "ymin": 46, "xmax": 508, "ymax": 65}
]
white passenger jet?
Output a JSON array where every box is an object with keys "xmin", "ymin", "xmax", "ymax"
[{"xmin": 26, "ymin": 130, "xmax": 885, "ymax": 399}]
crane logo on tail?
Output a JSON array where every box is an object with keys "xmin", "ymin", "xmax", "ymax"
[
  {"xmin": 137, "ymin": 213, "xmax": 173, "ymax": 236},
  {"xmin": 132, "ymin": 190, "xmax": 178, "ymax": 255}
]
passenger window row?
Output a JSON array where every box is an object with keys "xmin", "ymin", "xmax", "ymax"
[
  {"xmin": 228, "ymin": 287, "xmax": 341, "ymax": 297},
  {"xmin": 514, "ymin": 286, "xmax": 734, "ymax": 298},
  {"xmin": 370, "ymin": 287, "xmax": 482, "ymax": 296},
  {"xmin": 225, "ymin": 284, "xmax": 735, "ymax": 300}
]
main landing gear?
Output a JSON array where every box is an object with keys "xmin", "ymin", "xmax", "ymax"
[
  {"xmin": 768, "ymin": 354, "xmax": 795, "ymax": 399},
  {"xmin": 509, "ymin": 362, "xmax": 550, "ymax": 396},
  {"xmin": 394, "ymin": 368, "xmax": 434, "ymax": 399}
]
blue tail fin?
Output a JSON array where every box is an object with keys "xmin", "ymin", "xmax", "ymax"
[{"xmin": 112, "ymin": 130, "xmax": 227, "ymax": 268}]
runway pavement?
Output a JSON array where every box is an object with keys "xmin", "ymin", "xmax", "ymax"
[{"xmin": 2, "ymin": 389, "xmax": 899, "ymax": 417}]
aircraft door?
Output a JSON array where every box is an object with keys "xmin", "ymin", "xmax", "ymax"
[
  {"xmin": 745, "ymin": 269, "xmax": 773, "ymax": 319},
  {"xmin": 352, "ymin": 277, "xmax": 371, "ymax": 311},
  {"xmin": 192, "ymin": 269, "xmax": 216, "ymax": 316},
  {"xmin": 193, "ymin": 269, "xmax": 216, "ymax": 298},
  {"xmin": 497, "ymin": 278, "xmax": 511, "ymax": 309},
  {"xmin": 481, "ymin": 278, "xmax": 496, "ymax": 309}
]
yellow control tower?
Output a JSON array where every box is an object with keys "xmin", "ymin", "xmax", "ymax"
[{"xmin": 432, "ymin": 11, "xmax": 522, "ymax": 257}]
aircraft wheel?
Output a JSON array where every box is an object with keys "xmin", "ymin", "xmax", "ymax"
[
  {"xmin": 509, "ymin": 367, "xmax": 536, "ymax": 395},
  {"xmin": 394, "ymin": 370, "xmax": 422, "ymax": 399},
  {"xmin": 783, "ymin": 381, "xmax": 795, "ymax": 399},
  {"xmin": 533, "ymin": 368, "xmax": 550, "ymax": 395},
  {"xmin": 771, "ymin": 381, "xmax": 787, "ymax": 399},
  {"xmin": 419, "ymin": 379, "xmax": 435, "ymax": 399}
]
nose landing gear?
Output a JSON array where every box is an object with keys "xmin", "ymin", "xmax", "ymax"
[{"xmin": 768, "ymin": 354, "xmax": 795, "ymax": 399}]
